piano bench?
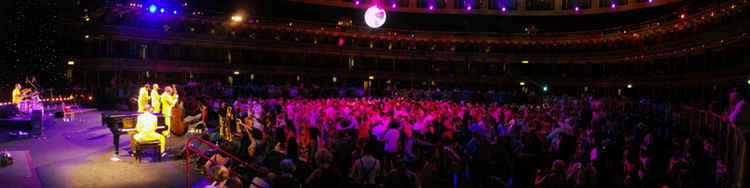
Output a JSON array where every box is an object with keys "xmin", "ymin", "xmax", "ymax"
[{"xmin": 135, "ymin": 140, "xmax": 161, "ymax": 163}]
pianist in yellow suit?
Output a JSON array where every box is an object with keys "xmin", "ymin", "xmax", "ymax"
[
  {"xmin": 131, "ymin": 104, "xmax": 165, "ymax": 153},
  {"xmin": 160, "ymin": 86, "xmax": 178, "ymax": 134},
  {"xmin": 137, "ymin": 84, "xmax": 150, "ymax": 113}
]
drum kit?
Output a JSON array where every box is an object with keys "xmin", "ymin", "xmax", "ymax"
[{"xmin": 18, "ymin": 91, "xmax": 44, "ymax": 116}]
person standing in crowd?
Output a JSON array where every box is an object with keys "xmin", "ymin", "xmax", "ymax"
[
  {"xmin": 351, "ymin": 143, "xmax": 380, "ymax": 188},
  {"xmin": 383, "ymin": 160, "xmax": 419, "ymax": 188},
  {"xmin": 726, "ymin": 91, "xmax": 750, "ymax": 135},
  {"xmin": 306, "ymin": 149, "xmax": 339, "ymax": 188},
  {"xmin": 465, "ymin": 130, "xmax": 491, "ymax": 188},
  {"xmin": 383, "ymin": 121, "xmax": 401, "ymax": 173},
  {"xmin": 192, "ymin": 165, "xmax": 229, "ymax": 188},
  {"xmin": 277, "ymin": 159, "xmax": 301, "ymax": 188}
]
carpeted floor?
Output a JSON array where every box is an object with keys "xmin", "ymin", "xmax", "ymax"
[{"xmin": 0, "ymin": 110, "xmax": 207, "ymax": 188}]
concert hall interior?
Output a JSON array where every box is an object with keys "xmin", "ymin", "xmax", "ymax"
[{"xmin": 1, "ymin": 0, "xmax": 750, "ymax": 187}]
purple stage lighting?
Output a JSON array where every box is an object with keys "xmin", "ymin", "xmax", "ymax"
[
  {"xmin": 429, "ymin": 5, "xmax": 434, "ymax": 10},
  {"xmin": 467, "ymin": 6, "xmax": 471, "ymax": 10},
  {"xmin": 502, "ymin": 7, "xmax": 506, "ymax": 11},
  {"xmin": 575, "ymin": 7, "xmax": 579, "ymax": 11},
  {"xmin": 392, "ymin": 4, "xmax": 397, "ymax": 8},
  {"xmin": 173, "ymin": 10, "xmax": 177, "ymax": 14},
  {"xmin": 160, "ymin": 8, "xmax": 165, "ymax": 13},
  {"xmin": 355, "ymin": 1, "xmax": 360, "ymax": 5},
  {"xmin": 611, "ymin": 3, "xmax": 616, "ymax": 8},
  {"xmin": 148, "ymin": 4, "xmax": 157, "ymax": 13}
]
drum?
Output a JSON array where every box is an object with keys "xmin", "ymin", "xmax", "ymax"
[
  {"xmin": 170, "ymin": 106, "xmax": 187, "ymax": 136},
  {"xmin": 19, "ymin": 101, "xmax": 31, "ymax": 114}
]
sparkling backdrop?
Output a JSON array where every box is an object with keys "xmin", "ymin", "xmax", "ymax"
[{"xmin": 0, "ymin": 0, "xmax": 66, "ymax": 96}]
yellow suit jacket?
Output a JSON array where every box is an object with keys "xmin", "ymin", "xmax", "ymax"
[
  {"xmin": 137, "ymin": 88, "xmax": 150, "ymax": 112},
  {"xmin": 151, "ymin": 90, "xmax": 161, "ymax": 111},
  {"xmin": 133, "ymin": 112, "xmax": 163, "ymax": 141},
  {"xmin": 160, "ymin": 93, "xmax": 177, "ymax": 115}
]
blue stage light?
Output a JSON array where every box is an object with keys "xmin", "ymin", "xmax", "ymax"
[
  {"xmin": 148, "ymin": 4, "xmax": 157, "ymax": 13},
  {"xmin": 160, "ymin": 8, "xmax": 165, "ymax": 13}
]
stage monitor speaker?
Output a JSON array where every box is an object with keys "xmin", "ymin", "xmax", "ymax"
[
  {"xmin": 29, "ymin": 110, "xmax": 43, "ymax": 135},
  {"xmin": 0, "ymin": 105, "xmax": 17, "ymax": 119}
]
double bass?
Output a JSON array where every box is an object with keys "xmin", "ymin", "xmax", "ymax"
[{"xmin": 170, "ymin": 85, "xmax": 188, "ymax": 136}]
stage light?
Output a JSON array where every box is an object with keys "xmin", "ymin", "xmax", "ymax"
[
  {"xmin": 649, "ymin": 0, "xmax": 653, "ymax": 2},
  {"xmin": 522, "ymin": 60, "xmax": 529, "ymax": 64},
  {"xmin": 429, "ymin": 5, "xmax": 434, "ymax": 10},
  {"xmin": 67, "ymin": 61, "xmax": 75, "ymax": 65},
  {"xmin": 231, "ymin": 16, "xmax": 242, "ymax": 22},
  {"xmin": 355, "ymin": 1, "xmax": 360, "ymax": 5},
  {"xmin": 627, "ymin": 84, "xmax": 633, "ymax": 88},
  {"xmin": 680, "ymin": 14, "xmax": 686, "ymax": 19},
  {"xmin": 234, "ymin": 71, "xmax": 240, "ymax": 75},
  {"xmin": 574, "ymin": 7, "xmax": 579, "ymax": 11},
  {"xmin": 173, "ymin": 10, "xmax": 177, "ymax": 14},
  {"xmin": 467, "ymin": 6, "xmax": 471, "ymax": 10},
  {"xmin": 543, "ymin": 86, "xmax": 548, "ymax": 91},
  {"xmin": 519, "ymin": 82, "xmax": 525, "ymax": 86},
  {"xmin": 160, "ymin": 8, "xmax": 165, "ymax": 13},
  {"xmin": 747, "ymin": 79, "xmax": 750, "ymax": 84},
  {"xmin": 333, "ymin": 77, "xmax": 337, "ymax": 83},
  {"xmin": 85, "ymin": 35, "xmax": 89, "ymax": 38},
  {"xmin": 148, "ymin": 4, "xmax": 157, "ymax": 13},
  {"xmin": 611, "ymin": 3, "xmax": 616, "ymax": 8},
  {"xmin": 369, "ymin": 76, "xmax": 374, "ymax": 80},
  {"xmin": 392, "ymin": 4, "xmax": 397, "ymax": 8},
  {"xmin": 502, "ymin": 7, "xmax": 506, "ymax": 12},
  {"xmin": 364, "ymin": 6, "xmax": 386, "ymax": 28}
]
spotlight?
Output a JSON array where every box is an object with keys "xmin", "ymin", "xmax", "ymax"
[
  {"xmin": 467, "ymin": 6, "xmax": 471, "ymax": 10},
  {"xmin": 627, "ymin": 84, "xmax": 633, "ymax": 88},
  {"xmin": 392, "ymin": 4, "xmax": 396, "ymax": 8},
  {"xmin": 501, "ymin": 7, "xmax": 506, "ymax": 12},
  {"xmin": 67, "ymin": 61, "xmax": 75, "ymax": 65},
  {"xmin": 611, "ymin": 3, "xmax": 616, "ymax": 8},
  {"xmin": 369, "ymin": 76, "xmax": 374, "ymax": 80},
  {"xmin": 543, "ymin": 86, "xmax": 548, "ymax": 91},
  {"xmin": 519, "ymin": 82, "xmax": 525, "ymax": 86},
  {"xmin": 234, "ymin": 71, "xmax": 240, "ymax": 75},
  {"xmin": 160, "ymin": 8, "xmax": 165, "ymax": 13},
  {"xmin": 355, "ymin": 1, "xmax": 359, "ymax": 5},
  {"xmin": 429, "ymin": 5, "xmax": 434, "ymax": 10},
  {"xmin": 649, "ymin": 0, "xmax": 653, "ymax": 2},
  {"xmin": 173, "ymin": 10, "xmax": 177, "ymax": 14},
  {"xmin": 574, "ymin": 7, "xmax": 579, "ymax": 11},
  {"xmin": 148, "ymin": 4, "xmax": 157, "ymax": 13}
]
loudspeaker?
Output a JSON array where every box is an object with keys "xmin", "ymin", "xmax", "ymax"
[
  {"xmin": 29, "ymin": 110, "xmax": 43, "ymax": 135},
  {"xmin": 0, "ymin": 105, "xmax": 17, "ymax": 119}
]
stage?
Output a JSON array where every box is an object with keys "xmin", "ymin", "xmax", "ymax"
[{"xmin": 0, "ymin": 110, "xmax": 206, "ymax": 188}]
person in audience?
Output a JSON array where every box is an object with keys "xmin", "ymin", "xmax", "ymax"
[
  {"xmin": 277, "ymin": 159, "xmax": 302, "ymax": 188},
  {"xmin": 192, "ymin": 165, "xmax": 229, "ymax": 188},
  {"xmin": 224, "ymin": 176, "xmax": 242, "ymax": 188},
  {"xmin": 306, "ymin": 149, "xmax": 338, "ymax": 188},
  {"xmin": 351, "ymin": 143, "xmax": 380, "ymax": 188},
  {"xmin": 383, "ymin": 160, "xmax": 419, "ymax": 188},
  {"xmin": 204, "ymin": 142, "xmax": 234, "ymax": 173},
  {"xmin": 726, "ymin": 91, "xmax": 750, "ymax": 135},
  {"xmin": 534, "ymin": 159, "xmax": 566, "ymax": 187},
  {"xmin": 250, "ymin": 167, "xmax": 271, "ymax": 188}
]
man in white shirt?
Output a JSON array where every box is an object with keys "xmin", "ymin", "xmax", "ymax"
[
  {"xmin": 351, "ymin": 145, "xmax": 381, "ymax": 187},
  {"xmin": 383, "ymin": 121, "xmax": 400, "ymax": 172}
]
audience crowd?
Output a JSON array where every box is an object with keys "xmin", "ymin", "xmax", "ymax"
[{"xmin": 186, "ymin": 93, "xmax": 727, "ymax": 188}]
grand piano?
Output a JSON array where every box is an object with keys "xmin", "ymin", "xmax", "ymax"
[{"xmin": 102, "ymin": 112, "xmax": 167, "ymax": 155}]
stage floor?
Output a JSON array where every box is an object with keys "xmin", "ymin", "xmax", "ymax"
[{"xmin": 0, "ymin": 110, "xmax": 206, "ymax": 188}]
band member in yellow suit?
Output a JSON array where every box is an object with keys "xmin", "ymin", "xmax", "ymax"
[
  {"xmin": 12, "ymin": 84, "xmax": 23, "ymax": 106},
  {"xmin": 131, "ymin": 104, "xmax": 165, "ymax": 153},
  {"xmin": 161, "ymin": 86, "xmax": 178, "ymax": 135},
  {"xmin": 137, "ymin": 84, "xmax": 150, "ymax": 113},
  {"xmin": 150, "ymin": 84, "xmax": 161, "ymax": 112}
]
